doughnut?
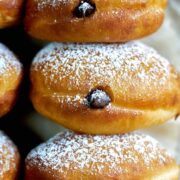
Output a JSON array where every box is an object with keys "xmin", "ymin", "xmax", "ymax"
[
  {"xmin": 25, "ymin": 131, "xmax": 180, "ymax": 180},
  {"xmin": 25, "ymin": 0, "xmax": 167, "ymax": 42},
  {"xmin": 0, "ymin": 131, "xmax": 20, "ymax": 179},
  {"xmin": 0, "ymin": 43, "xmax": 23, "ymax": 117},
  {"xmin": 30, "ymin": 42, "xmax": 180, "ymax": 134},
  {"xmin": 0, "ymin": 0, "xmax": 24, "ymax": 28}
]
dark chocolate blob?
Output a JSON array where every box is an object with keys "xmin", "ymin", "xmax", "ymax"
[
  {"xmin": 73, "ymin": 0, "xmax": 96, "ymax": 18},
  {"xmin": 86, "ymin": 89, "xmax": 111, "ymax": 109}
]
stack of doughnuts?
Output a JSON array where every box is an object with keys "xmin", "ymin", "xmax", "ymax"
[
  {"xmin": 0, "ymin": 43, "xmax": 22, "ymax": 179},
  {"xmin": 25, "ymin": 0, "xmax": 180, "ymax": 179}
]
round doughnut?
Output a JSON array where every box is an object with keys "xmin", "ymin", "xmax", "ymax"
[
  {"xmin": 0, "ymin": 0, "xmax": 23, "ymax": 28},
  {"xmin": 25, "ymin": 0, "xmax": 167, "ymax": 42},
  {"xmin": 0, "ymin": 131, "xmax": 20, "ymax": 179},
  {"xmin": 30, "ymin": 42, "xmax": 180, "ymax": 135},
  {"xmin": 0, "ymin": 43, "xmax": 23, "ymax": 117},
  {"xmin": 25, "ymin": 131, "xmax": 179, "ymax": 180}
]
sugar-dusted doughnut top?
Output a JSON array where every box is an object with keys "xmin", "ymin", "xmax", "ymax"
[
  {"xmin": 0, "ymin": 43, "xmax": 22, "ymax": 95},
  {"xmin": 0, "ymin": 43, "xmax": 21, "ymax": 76},
  {"xmin": 32, "ymin": 42, "xmax": 170, "ymax": 88},
  {"xmin": 26, "ymin": 131, "xmax": 178, "ymax": 179},
  {"xmin": 0, "ymin": 131, "xmax": 20, "ymax": 179}
]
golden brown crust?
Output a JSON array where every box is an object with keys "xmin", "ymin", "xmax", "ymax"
[
  {"xmin": 31, "ymin": 92, "xmax": 179, "ymax": 134},
  {"xmin": 0, "ymin": 0, "xmax": 24, "ymax": 28},
  {"xmin": 25, "ymin": 0, "xmax": 167, "ymax": 42},
  {"xmin": 0, "ymin": 43, "xmax": 23, "ymax": 117},
  {"xmin": 30, "ymin": 42, "xmax": 180, "ymax": 134},
  {"xmin": 25, "ymin": 132, "xmax": 180, "ymax": 180},
  {"xmin": 0, "ymin": 90, "xmax": 19, "ymax": 118},
  {"xmin": 0, "ymin": 131, "xmax": 20, "ymax": 180},
  {"xmin": 26, "ymin": 167, "xmax": 180, "ymax": 180}
]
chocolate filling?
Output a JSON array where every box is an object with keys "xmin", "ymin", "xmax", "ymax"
[
  {"xmin": 73, "ymin": 0, "xmax": 96, "ymax": 18},
  {"xmin": 86, "ymin": 89, "xmax": 111, "ymax": 109}
]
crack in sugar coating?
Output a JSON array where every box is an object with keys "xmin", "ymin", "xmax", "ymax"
[
  {"xmin": 26, "ymin": 131, "xmax": 173, "ymax": 177},
  {"xmin": 32, "ymin": 42, "xmax": 171, "ymax": 93},
  {"xmin": 0, "ymin": 43, "xmax": 22, "ymax": 77}
]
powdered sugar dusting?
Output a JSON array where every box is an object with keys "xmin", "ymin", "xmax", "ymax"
[
  {"xmin": 0, "ymin": 131, "xmax": 18, "ymax": 176},
  {"xmin": 0, "ymin": 43, "xmax": 22, "ymax": 76},
  {"xmin": 35, "ymin": 0, "xmax": 70, "ymax": 10},
  {"xmin": 32, "ymin": 42, "xmax": 171, "ymax": 92},
  {"xmin": 26, "ymin": 131, "xmax": 172, "ymax": 177}
]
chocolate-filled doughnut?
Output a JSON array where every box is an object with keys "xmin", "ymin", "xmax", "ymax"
[
  {"xmin": 25, "ymin": 0, "xmax": 167, "ymax": 42},
  {"xmin": 30, "ymin": 42, "xmax": 180, "ymax": 134}
]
